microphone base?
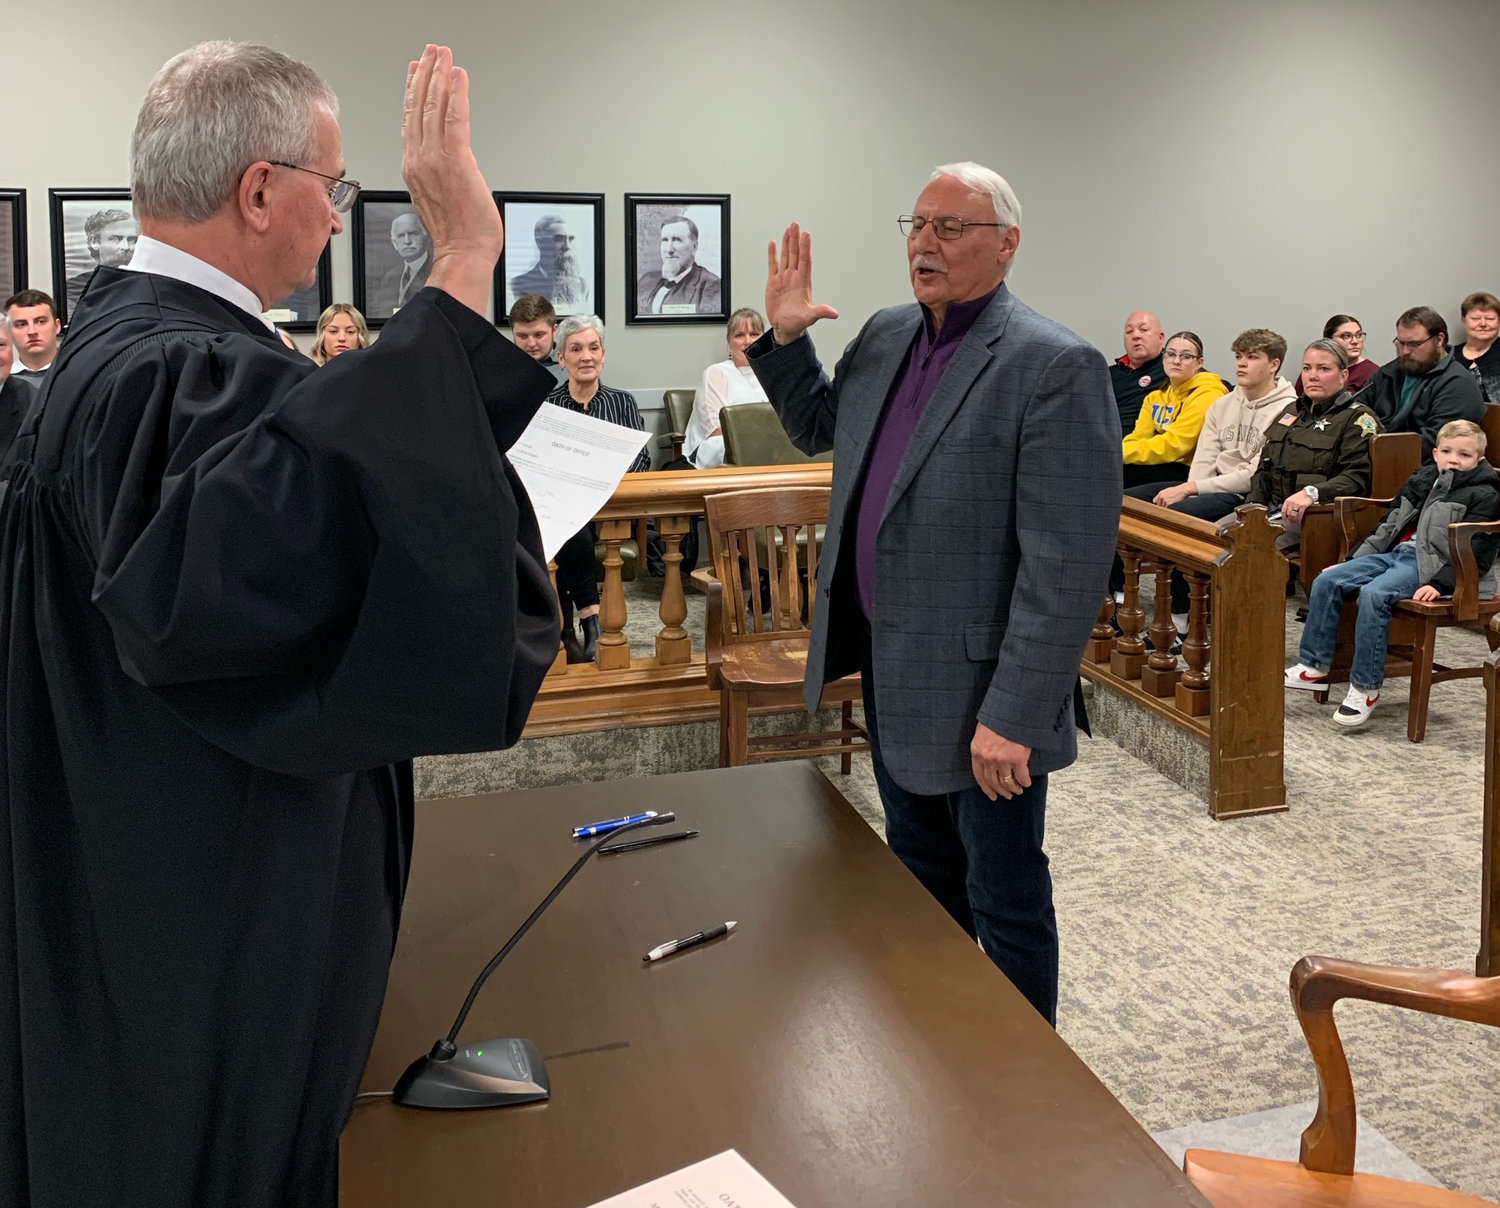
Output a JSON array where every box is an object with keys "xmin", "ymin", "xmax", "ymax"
[{"xmin": 391, "ymin": 1037, "xmax": 551, "ymax": 1110}]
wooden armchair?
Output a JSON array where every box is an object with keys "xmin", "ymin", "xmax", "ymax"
[
  {"xmin": 1185, "ymin": 955, "xmax": 1500, "ymax": 1207},
  {"xmin": 1308, "ymin": 495, "xmax": 1500, "ymax": 741},
  {"xmin": 702, "ymin": 486, "xmax": 867, "ymax": 770},
  {"xmin": 1293, "ymin": 432, "xmax": 1423, "ymax": 598}
]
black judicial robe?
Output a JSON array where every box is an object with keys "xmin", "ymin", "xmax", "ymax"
[{"xmin": 0, "ymin": 268, "xmax": 559, "ymax": 1206}]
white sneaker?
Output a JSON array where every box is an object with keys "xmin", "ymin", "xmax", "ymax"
[
  {"xmin": 1171, "ymin": 611, "xmax": 1190, "ymax": 636},
  {"xmin": 1114, "ymin": 591, "xmax": 1124, "ymax": 606},
  {"xmin": 1333, "ymin": 685, "xmax": 1379, "ymax": 728},
  {"xmin": 1284, "ymin": 663, "xmax": 1329, "ymax": 691}
]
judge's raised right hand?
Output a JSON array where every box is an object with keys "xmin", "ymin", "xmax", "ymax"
[
  {"xmin": 402, "ymin": 45, "xmax": 501, "ymax": 317},
  {"xmin": 765, "ymin": 223, "xmax": 839, "ymax": 345}
]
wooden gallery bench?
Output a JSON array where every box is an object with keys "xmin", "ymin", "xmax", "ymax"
[{"xmin": 1084, "ymin": 499, "xmax": 1287, "ymax": 820}]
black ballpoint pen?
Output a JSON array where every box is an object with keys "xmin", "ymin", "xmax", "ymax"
[
  {"xmin": 643, "ymin": 921, "xmax": 736, "ymax": 963},
  {"xmin": 598, "ymin": 829, "xmax": 698, "ymax": 855}
]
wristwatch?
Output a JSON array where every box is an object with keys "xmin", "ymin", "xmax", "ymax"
[{"xmin": 1305, "ymin": 485, "xmax": 1320, "ymax": 503}]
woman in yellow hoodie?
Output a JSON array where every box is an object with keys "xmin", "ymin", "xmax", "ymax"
[{"xmin": 1122, "ymin": 331, "xmax": 1228, "ymax": 489}]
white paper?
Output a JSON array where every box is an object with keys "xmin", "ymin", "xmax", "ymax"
[
  {"xmin": 583, "ymin": 1149, "xmax": 797, "ymax": 1208},
  {"xmin": 505, "ymin": 406, "xmax": 651, "ymax": 563}
]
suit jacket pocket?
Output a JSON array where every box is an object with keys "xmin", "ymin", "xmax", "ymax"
[{"xmin": 964, "ymin": 621, "xmax": 1007, "ymax": 661}]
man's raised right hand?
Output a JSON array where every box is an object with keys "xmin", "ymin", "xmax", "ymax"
[
  {"xmin": 402, "ymin": 44, "xmax": 501, "ymax": 317},
  {"xmin": 765, "ymin": 222, "xmax": 839, "ymax": 345}
]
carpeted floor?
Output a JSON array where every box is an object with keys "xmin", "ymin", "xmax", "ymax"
[{"xmin": 419, "ymin": 576, "xmax": 1500, "ymax": 1201}]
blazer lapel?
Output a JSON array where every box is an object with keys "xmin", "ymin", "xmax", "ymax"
[
  {"xmin": 880, "ymin": 285, "xmax": 1015, "ymax": 526},
  {"xmin": 844, "ymin": 308, "xmax": 922, "ymax": 459}
]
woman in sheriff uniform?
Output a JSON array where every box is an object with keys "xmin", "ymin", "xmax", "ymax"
[{"xmin": 1242, "ymin": 337, "xmax": 1382, "ymax": 550}]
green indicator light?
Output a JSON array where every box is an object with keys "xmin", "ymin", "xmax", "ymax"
[{"xmin": 476, "ymin": 1050, "xmax": 483, "ymax": 1056}]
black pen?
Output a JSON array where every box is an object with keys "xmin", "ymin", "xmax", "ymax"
[
  {"xmin": 598, "ymin": 829, "xmax": 698, "ymax": 855},
  {"xmin": 643, "ymin": 921, "xmax": 736, "ymax": 963}
]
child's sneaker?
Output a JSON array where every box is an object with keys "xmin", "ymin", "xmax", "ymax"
[
  {"xmin": 1333, "ymin": 685, "xmax": 1379, "ymax": 728},
  {"xmin": 1284, "ymin": 663, "xmax": 1329, "ymax": 691}
]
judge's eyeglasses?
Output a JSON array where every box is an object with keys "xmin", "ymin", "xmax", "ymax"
[{"xmin": 267, "ymin": 162, "xmax": 362, "ymax": 213}]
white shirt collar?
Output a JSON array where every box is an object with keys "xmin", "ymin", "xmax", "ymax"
[{"xmin": 125, "ymin": 235, "xmax": 277, "ymax": 332}]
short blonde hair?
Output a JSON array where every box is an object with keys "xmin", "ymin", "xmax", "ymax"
[
  {"xmin": 311, "ymin": 303, "xmax": 369, "ymax": 365},
  {"xmin": 1437, "ymin": 418, "xmax": 1487, "ymax": 454}
]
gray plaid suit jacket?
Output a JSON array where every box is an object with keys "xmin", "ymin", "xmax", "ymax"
[{"xmin": 746, "ymin": 284, "xmax": 1122, "ymax": 794}]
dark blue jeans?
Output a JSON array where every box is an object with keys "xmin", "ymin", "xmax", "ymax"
[
  {"xmin": 1300, "ymin": 545, "xmax": 1421, "ymax": 692},
  {"xmin": 860, "ymin": 643, "xmax": 1059, "ymax": 1024}
]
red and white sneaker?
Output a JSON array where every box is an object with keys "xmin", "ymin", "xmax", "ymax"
[
  {"xmin": 1333, "ymin": 686, "xmax": 1379, "ymax": 728},
  {"xmin": 1284, "ymin": 663, "xmax": 1329, "ymax": 691}
]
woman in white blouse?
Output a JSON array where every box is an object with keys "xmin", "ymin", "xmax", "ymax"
[{"xmin": 686, "ymin": 308, "xmax": 769, "ymax": 467}]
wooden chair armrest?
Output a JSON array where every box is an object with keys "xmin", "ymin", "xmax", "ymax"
[
  {"xmin": 1331, "ymin": 496, "xmax": 1395, "ymax": 560},
  {"xmin": 656, "ymin": 430, "xmax": 684, "ymax": 449},
  {"xmin": 704, "ymin": 577, "xmax": 726, "ymax": 688},
  {"xmin": 1449, "ymin": 518, "xmax": 1500, "ymax": 620},
  {"xmin": 688, "ymin": 566, "xmax": 716, "ymax": 594},
  {"xmin": 1291, "ymin": 955, "xmax": 1500, "ymax": 1176}
]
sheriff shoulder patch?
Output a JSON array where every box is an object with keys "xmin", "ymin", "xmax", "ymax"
[{"xmin": 1355, "ymin": 413, "xmax": 1377, "ymax": 437}]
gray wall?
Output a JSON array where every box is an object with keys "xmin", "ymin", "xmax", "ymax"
[{"xmin": 4, "ymin": 0, "xmax": 1497, "ymax": 394}]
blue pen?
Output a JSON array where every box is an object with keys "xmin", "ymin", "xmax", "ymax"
[{"xmin": 572, "ymin": 810, "xmax": 658, "ymax": 839}]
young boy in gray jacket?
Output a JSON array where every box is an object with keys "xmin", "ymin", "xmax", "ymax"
[{"xmin": 1285, "ymin": 419, "xmax": 1500, "ymax": 727}]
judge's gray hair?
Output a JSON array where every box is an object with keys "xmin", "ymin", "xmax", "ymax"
[
  {"xmin": 930, "ymin": 161, "xmax": 1022, "ymax": 229},
  {"xmin": 555, "ymin": 314, "xmax": 605, "ymax": 353},
  {"xmin": 131, "ymin": 41, "xmax": 338, "ymax": 223}
]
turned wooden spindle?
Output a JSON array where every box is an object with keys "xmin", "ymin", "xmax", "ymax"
[
  {"xmin": 655, "ymin": 514, "xmax": 691, "ymax": 665},
  {"xmin": 1175, "ymin": 569, "xmax": 1212, "ymax": 716},
  {"xmin": 1087, "ymin": 593, "xmax": 1117, "ymax": 663},
  {"xmin": 1109, "ymin": 550, "xmax": 1148, "ymax": 680},
  {"xmin": 1140, "ymin": 560, "xmax": 1182, "ymax": 697},
  {"xmin": 595, "ymin": 518, "xmax": 632, "ymax": 671},
  {"xmin": 546, "ymin": 557, "xmax": 568, "ymax": 676}
]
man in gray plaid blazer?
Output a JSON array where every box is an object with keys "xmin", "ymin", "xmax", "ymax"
[{"xmin": 746, "ymin": 163, "xmax": 1121, "ymax": 1023}]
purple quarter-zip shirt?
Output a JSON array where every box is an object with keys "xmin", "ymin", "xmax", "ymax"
[{"xmin": 853, "ymin": 285, "xmax": 999, "ymax": 615}]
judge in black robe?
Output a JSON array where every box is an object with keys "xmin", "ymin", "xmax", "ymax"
[{"xmin": 0, "ymin": 260, "xmax": 559, "ymax": 1206}]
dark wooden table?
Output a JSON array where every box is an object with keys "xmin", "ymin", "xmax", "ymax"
[{"xmin": 341, "ymin": 763, "xmax": 1207, "ymax": 1207}]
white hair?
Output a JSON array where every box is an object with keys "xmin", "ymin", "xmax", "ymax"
[
  {"xmin": 131, "ymin": 41, "xmax": 338, "ymax": 223},
  {"xmin": 930, "ymin": 161, "xmax": 1021, "ymax": 229},
  {"xmin": 555, "ymin": 314, "xmax": 605, "ymax": 352}
]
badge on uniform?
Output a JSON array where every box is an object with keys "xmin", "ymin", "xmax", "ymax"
[
  {"xmin": 1138, "ymin": 375, "xmax": 1152, "ymax": 387},
  {"xmin": 1355, "ymin": 413, "xmax": 1378, "ymax": 437}
]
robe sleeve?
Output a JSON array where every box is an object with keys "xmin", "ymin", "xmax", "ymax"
[{"xmin": 87, "ymin": 288, "xmax": 560, "ymax": 777}]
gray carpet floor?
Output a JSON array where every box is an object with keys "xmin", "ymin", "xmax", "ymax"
[{"xmin": 419, "ymin": 576, "xmax": 1500, "ymax": 1201}]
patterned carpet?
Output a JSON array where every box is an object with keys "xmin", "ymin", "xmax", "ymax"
[{"xmin": 417, "ymin": 577, "xmax": 1500, "ymax": 1201}]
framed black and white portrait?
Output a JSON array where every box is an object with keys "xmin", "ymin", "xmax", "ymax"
[
  {"xmin": 494, "ymin": 192, "xmax": 604, "ymax": 325},
  {"xmin": 0, "ymin": 190, "xmax": 27, "ymax": 299},
  {"xmin": 49, "ymin": 189, "xmax": 138, "ymax": 324},
  {"xmin": 351, "ymin": 191, "xmax": 432, "ymax": 327},
  {"xmin": 625, "ymin": 194, "xmax": 729, "ymax": 326},
  {"xmin": 264, "ymin": 243, "xmax": 333, "ymax": 332}
]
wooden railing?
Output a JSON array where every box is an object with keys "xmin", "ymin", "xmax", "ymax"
[
  {"xmin": 1082, "ymin": 498, "xmax": 1287, "ymax": 820},
  {"xmin": 525, "ymin": 464, "xmax": 833, "ymax": 735},
  {"xmin": 1482, "ymin": 643, "xmax": 1500, "ymax": 976}
]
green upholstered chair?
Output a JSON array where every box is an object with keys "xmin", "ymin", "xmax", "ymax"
[
  {"xmin": 659, "ymin": 389, "xmax": 696, "ymax": 463},
  {"xmin": 721, "ymin": 401, "xmax": 834, "ymax": 467}
]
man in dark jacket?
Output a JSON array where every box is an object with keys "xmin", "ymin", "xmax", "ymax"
[
  {"xmin": 1286, "ymin": 419, "xmax": 1500, "ymax": 727},
  {"xmin": 1108, "ymin": 310, "xmax": 1168, "ymax": 435},
  {"xmin": 1353, "ymin": 305, "xmax": 1485, "ymax": 459}
]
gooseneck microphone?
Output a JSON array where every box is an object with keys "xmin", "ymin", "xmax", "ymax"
[{"xmin": 391, "ymin": 812, "xmax": 675, "ymax": 1110}]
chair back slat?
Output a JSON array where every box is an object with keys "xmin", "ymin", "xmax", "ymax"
[{"xmin": 705, "ymin": 487, "xmax": 833, "ymax": 638}]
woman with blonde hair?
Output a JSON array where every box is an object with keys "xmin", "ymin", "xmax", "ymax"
[{"xmin": 310, "ymin": 303, "xmax": 370, "ymax": 364}]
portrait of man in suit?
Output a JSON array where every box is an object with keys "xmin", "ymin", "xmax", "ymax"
[
  {"xmin": 65, "ymin": 207, "xmax": 139, "ymax": 320},
  {"xmin": 376, "ymin": 211, "xmax": 432, "ymax": 315},
  {"xmin": 507, "ymin": 213, "xmax": 590, "ymax": 316},
  {"xmin": 748, "ymin": 162, "xmax": 1121, "ymax": 1027},
  {"xmin": 634, "ymin": 213, "xmax": 721, "ymax": 317}
]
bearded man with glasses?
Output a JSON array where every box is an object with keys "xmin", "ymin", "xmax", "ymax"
[
  {"xmin": 0, "ymin": 40, "xmax": 559, "ymax": 1207},
  {"xmin": 746, "ymin": 162, "xmax": 1120, "ymax": 1026},
  {"xmin": 1354, "ymin": 304, "xmax": 1485, "ymax": 460}
]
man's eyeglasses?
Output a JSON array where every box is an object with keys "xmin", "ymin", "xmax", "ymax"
[
  {"xmin": 897, "ymin": 214, "xmax": 1004, "ymax": 240},
  {"xmin": 1393, "ymin": 333, "xmax": 1439, "ymax": 353},
  {"xmin": 268, "ymin": 161, "xmax": 361, "ymax": 213}
]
